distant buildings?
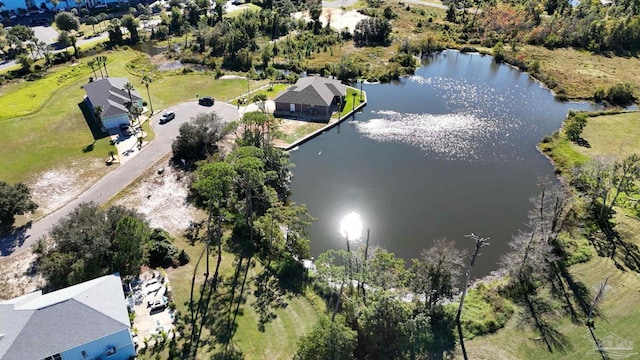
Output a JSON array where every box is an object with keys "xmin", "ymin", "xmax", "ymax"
[
  {"xmin": 0, "ymin": 0, "xmax": 120, "ymax": 15},
  {"xmin": 0, "ymin": 273, "xmax": 136, "ymax": 360}
]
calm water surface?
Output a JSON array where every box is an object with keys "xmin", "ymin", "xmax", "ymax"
[{"xmin": 289, "ymin": 51, "xmax": 601, "ymax": 277}]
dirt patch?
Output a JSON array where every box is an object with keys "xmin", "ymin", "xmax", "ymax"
[
  {"xmin": 113, "ymin": 163, "xmax": 199, "ymax": 235},
  {"xmin": 294, "ymin": 9, "xmax": 369, "ymax": 33},
  {"xmin": 27, "ymin": 159, "xmax": 106, "ymax": 217},
  {"xmin": 0, "ymin": 252, "xmax": 45, "ymax": 300}
]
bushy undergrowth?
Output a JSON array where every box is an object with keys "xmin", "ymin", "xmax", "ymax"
[{"xmin": 453, "ymin": 281, "xmax": 515, "ymax": 339}]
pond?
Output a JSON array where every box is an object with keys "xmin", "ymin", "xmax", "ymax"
[{"xmin": 289, "ymin": 50, "xmax": 602, "ymax": 278}]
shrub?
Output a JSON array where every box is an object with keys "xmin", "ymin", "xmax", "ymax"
[
  {"xmin": 558, "ymin": 233, "xmax": 593, "ymax": 265},
  {"xmin": 564, "ymin": 113, "xmax": 588, "ymax": 141},
  {"xmin": 178, "ymin": 249, "xmax": 190, "ymax": 265},
  {"xmin": 605, "ymin": 83, "xmax": 636, "ymax": 106},
  {"xmin": 455, "ymin": 282, "xmax": 514, "ymax": 338},
  {"xmin": 147, "ymin": 228, "xmax": 180, "ymax": 267},
  {"xmin": 493, "ymin": 41, "xmax": 505, "ymax": 63},
  {"xmin": 593, "ymin": 87, "xmax": 605, "ymax": 103}
]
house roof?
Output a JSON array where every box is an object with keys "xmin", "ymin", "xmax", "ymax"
[
  {"xmin": 0, "ymin": 274, "xmax": 131, "ymax": 360},
  {"xmin": 274, "ymin": 76, "xmax": 347, "ymax": 107},
  {"xmin": 83, "ymin": 77, "xmax": 143, "ymax": 119}
]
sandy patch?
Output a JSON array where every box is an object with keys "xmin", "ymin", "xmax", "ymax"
[
  {"xmin": 28, "ymin": 159, "xmax": 106, "ymax": 216},
  {"xmin": 113, "ymin": 164, "xmax": 198, "ymax": 235},
  {"xmin": 0, "ymin": 252, "xmax": 45, "ymax": 300},
  {"xmin": 294, "ymin": 9, "xmax": 370, "ymax": 33}
]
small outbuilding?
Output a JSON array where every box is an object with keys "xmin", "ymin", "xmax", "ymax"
[
  {"xmin": 274, "ymin": 76, "xmax": 347, "ymax": 121},
  {"xmin": 83, "ymin": 77, "xmax": 143, "ymax": 131}
]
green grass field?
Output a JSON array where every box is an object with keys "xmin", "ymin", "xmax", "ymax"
[
  {"xmin": 337, "ymin": 87, "xmax": 365, "ymax": 118},
  {"xmin": 138, "ymin": 235, "xmax": 319, "ymax": 360},
  {"xmin": 0, "ymin": 49, "xmax": 250, "ymax": 184},
  {"xmin": 467, "ymin": 111, "xmax": 640, "ymax": 359}
]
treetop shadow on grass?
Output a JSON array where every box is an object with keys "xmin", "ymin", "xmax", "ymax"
[
  {"xmin": 518, "ymin": 294, "xmax": 571, "ymax": 353},
  {"xmin": 77, "ymin": 101, "xmax": 109, "ymax": 141},
  {"xmin": 0, "ymin": 221, "xmax": 32, "ymax": 256},
  {"xmin": 588, "ymin": 216, "xmax": 640, "ymax": 273}
]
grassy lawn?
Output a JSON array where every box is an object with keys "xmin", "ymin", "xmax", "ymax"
[
  {"xmin": 467, "ymin": 111, "xmax": 640, "ymax": 359},
  {"xmin": 521, "ymin": 46, "xmax": 640, "ymax": 100},
  {"xmin": 151, "ymin": 76, "xmax": 260, "ymax": 111},
  {"xmin": 225, "ymin": 3, "xmax": 262, "ymax": 18},
  {"xmin": 337, "ymin": 87, "xmax": 365, "ymax": 118},
  {"xmin": 231, "ymin": 83, "xmax": 289, "ymax": 106},
  {"xmin": 0, "ymin": 49, "xmax": 252, "ymax": 184},
  {"xmin": 574, "ymin": 111, "xmax": 640, "ymax": 160},
  {"xmin": 139, "ymin": 234, "xmax": 319, "ymax": 360},
  {"xmin": 0, "ymin": 50, "xmax": 140, "ymax": 184}
]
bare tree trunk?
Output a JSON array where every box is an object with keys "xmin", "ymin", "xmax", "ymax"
[
  {"xmin": 456, "ymin": 234, "xmax": 489, "ymax": 360},
  {"xmin": 587, "ymin": 277, "xmax": 609, "ymax": 360}
]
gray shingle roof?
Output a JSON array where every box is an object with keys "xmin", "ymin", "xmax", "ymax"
[
  {"xmin": 83, "ymin": 78, "xmax": 143, "ymax": 118},
  {"xmin": 0, "ymin": 274, "xmax": 131, "ymax": 360},
  {"xmin": 274, "ymin": 76, "xmax": 347, "ymax": 107}
]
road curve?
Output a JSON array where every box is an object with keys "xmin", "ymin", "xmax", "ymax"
[{"xmin": 0, "ymin": 101, "xmax": 239, "ymax": 259}]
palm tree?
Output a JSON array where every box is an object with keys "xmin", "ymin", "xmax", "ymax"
[
  {"xmin": 87, "ymin": 59, "xmax": 98, "ymax": 78},
  {"xmin": 141, "ymin": 73, "xmax": 154, "ymax": 114},
  {"xmin": 93, "ymin": 105, "xmax": 104, "ymax": 125},
  {"xmin": 123, "ymin": 81, "xmax": 134, "ymax": 103},
  {"xmin": 97, "ymin": 55, "xmax": 108, "ymax": 77}
]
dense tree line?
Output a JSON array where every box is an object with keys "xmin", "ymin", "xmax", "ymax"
[{"xmin": 455, "ymin": 0, "xmax": 640, "ymax": 53}]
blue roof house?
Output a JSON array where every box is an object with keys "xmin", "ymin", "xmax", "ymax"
[
  {"xmin": 0, "ymin": 274, "xmax": 136, "ymax": 360},
  {"xmin": 83, "ymin": 77, "xmax": 143, "ymax": 131}
]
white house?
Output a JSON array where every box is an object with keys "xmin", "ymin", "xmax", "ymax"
[
  {"xmin": 83, "ymin": 77, "xmax": 143, "ymax": 131},
  {"xmin": 0, "ymin": 273, "xmax": 136, "ymax": 360}
]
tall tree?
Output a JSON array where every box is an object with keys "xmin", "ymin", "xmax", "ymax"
[
  {"xmin": 38, "ymin": 202, "xmax": 150, "ymax": 289},
  {"xmin": 112, "ymin": 216, "xmax": 149, "ymax": 277},
  {"xmin": 123, "ymin": 81, "xmax": 135, "ymax": 103},
  {"xmin": 121, "ymin": 14, "xmax": 140, "ymax": 43},
  {"xmin": 456, "ymin": 233, "xmax": 490, "ymax": 360},
  {"xmin": 54, "ymin": 11, "xmax": 80, "ymax": 32},
  {"xmin": 172, "ymin": 112, "xmax": 225, "ymax": 166},
  {"xmin": 0, "ymin": 181, "xmax": 38, "ymax": 229},
  {"xmin": 407, "ymin": 239, "xmax": 465, "ymax": 313},
  {"xmin": 87, "ymin": 59, "xmax": 98, "ymax": 78},
  {"xmin": 141, "ymin": 73, "xmax": 154, "ymax": 114}
]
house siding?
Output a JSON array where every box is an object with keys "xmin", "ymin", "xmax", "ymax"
[
  {"xmin": 101, "ymin": 113, "xmax": 129, "ymax": 130},
  {"xmin": 60, "ymin": 329, "xmax": 135, "ymax": 360},
  {"xmin": 275, "ymin": 102, "xmax": 329, "ymax": 115}
]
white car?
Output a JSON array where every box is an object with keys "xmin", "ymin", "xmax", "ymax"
[
  {"xmin": 159, "ymin": 112, "xmax": 175, "ymax": 124},
  {"xmin": 148, "ymin": 296, "xmax": 168, "ymax": 311}
]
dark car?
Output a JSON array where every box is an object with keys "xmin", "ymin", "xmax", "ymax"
[
  {"xmin": 198, "ymin": 97, "xmax": 214, "ymax": 106},
  {"xmin": 119, "ymin": 123, "xmax": 132, "ymax": 135},
  {"xmin": 159, "ymin": 112, "xmax": 175, "ymax": 124}
]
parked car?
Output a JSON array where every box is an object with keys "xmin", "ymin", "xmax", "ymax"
[
  {"xmin": 198, "ymin": 96, "xmax": 214, "ymax": 106},
  {"xmin": 159, "ymin": 111, "xmax": 175, "ymax": 124},
  {"xmin": 149, "ymin": 296, "xmax": 168, "ymax": 312}
]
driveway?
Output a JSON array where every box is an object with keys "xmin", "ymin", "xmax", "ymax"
[{"xmin": 0, "ymin": 101, "xmax": 239, "ymax": 258}]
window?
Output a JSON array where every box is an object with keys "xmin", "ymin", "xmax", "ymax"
[
  {"xmin": 43, "ymin": 354, "xmax": 62, "ymax": 360},
  {"xmin": 105, "ymin": 346, "xmax": 117, "ymax": 356}
]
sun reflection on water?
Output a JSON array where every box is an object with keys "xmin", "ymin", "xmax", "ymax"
[{"xmin": 339, "ymin": 211, "xmax": 363, "ymax": 241}]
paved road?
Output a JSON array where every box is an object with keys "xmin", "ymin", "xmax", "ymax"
[{"xmin": 0, "ymin": 101, "xmax": 239, "ymax": 259}]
